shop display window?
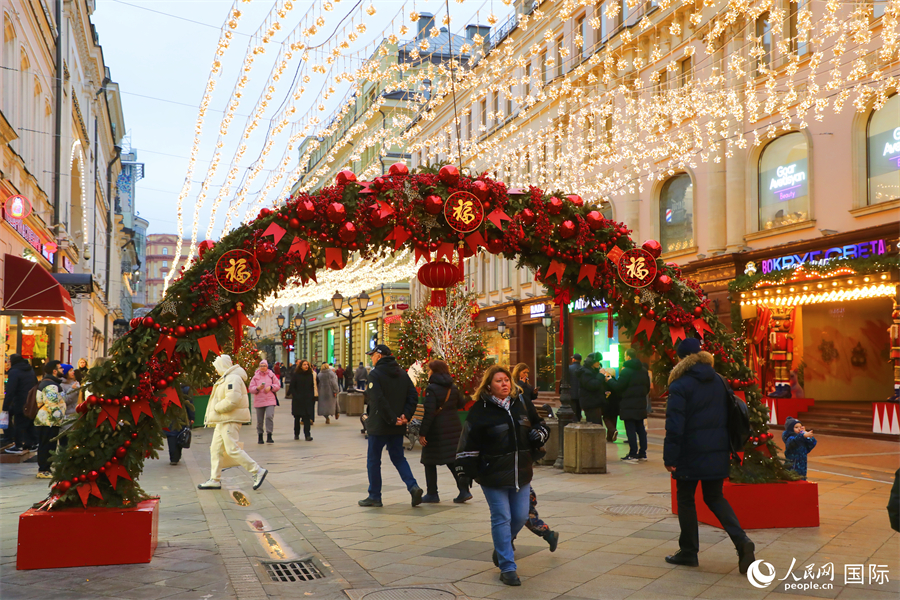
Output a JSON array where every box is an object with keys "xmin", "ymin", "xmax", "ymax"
[
  {"xmin": 867, "ymin": 94, "xmax": 900, "ymax": 205},
  {"xmin": 658, "ymin": 174, "xmax": 694, "ymax": 253},
  {"xmin": 572, "ymin": 311, "xmax": 621, "ymax": 374},
  {"xmin": 365, "ymin": 320, "xmax": 379, "ymax": 366},
  {"xmin": 326, "ymin": 328, "xmax": 335, "ymax": 364},
  {"xmin": 758, "ymin": 132, "xmax": 810, "ymax": 230}
]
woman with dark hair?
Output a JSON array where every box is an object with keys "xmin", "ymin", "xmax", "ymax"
[
  {"xmin": 607, "ymin": 348, "xmax": 651, "ymax": 461},
  {"xmin": 511, "ymin": 363, "xmax": 537, "ymax": 405},
  {"xmin": 289, "ymin": 360, "xmax": 317, "ymax": 441},
  {"xmin": 418, "ymin": 360, "xmax": 471, "ymax": 504},
  {"xmin": 455, "ymin": 365, "xmax": 549, "ymax": 586}
]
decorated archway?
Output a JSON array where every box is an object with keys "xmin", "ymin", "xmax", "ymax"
[{"xmin": 44, "ymin": 164, "xmax": 795, "ymax": 509}]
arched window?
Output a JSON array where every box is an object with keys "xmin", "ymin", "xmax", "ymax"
[
  {"xmin": 867, "ymin": 94, "xmax": 900, "ymax": 205},
  {"xmin": 758, "ymin": 132, "xmax": 809, "ymax": 230},
  {"xmin": 162, "ymin": 247, "xmax": 168, "ymax": 255},
  {"xmin": 658, "ymin": 174, "xmax": 694, "ymax": 253}
]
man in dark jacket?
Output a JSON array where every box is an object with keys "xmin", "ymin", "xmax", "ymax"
[
  {"xmin": 578, "ymin": 353, "xmax": 615, "ymax": 440},
  {"xmin": 607, "ymin": 348, "xmax": 651, "ymax": 461},
  {"xmin": 3, "ymin": 354, "xmax": 37, "ymax": 454},
  {"xmin": 359, "ymin": 345, "xmax": 424, "ymax": 508},
  {"xmin": 568, "ymin": 355, "xmax": 583, "ymax": 422},
  {"xmin": 664, "ymin": 338, "xmax": 755, "ymax": 574},
  {"xmin": 889, "ymin": 468, "xmax": 899, "ymax": 532}
]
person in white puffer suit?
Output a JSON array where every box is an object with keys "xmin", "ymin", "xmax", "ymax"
[{"xmin": 198, "ymin": 354, "xmax": 268, "ymax": 491}]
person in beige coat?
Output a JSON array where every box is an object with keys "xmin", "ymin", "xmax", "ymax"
[{"xmin": 198, "ymin": 354, "xmax": 268, "ymax": 490}]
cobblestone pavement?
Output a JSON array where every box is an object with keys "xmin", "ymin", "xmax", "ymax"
[{"xmin": 1, "ymin": 393, "xmax": 898, "ymax": 600}]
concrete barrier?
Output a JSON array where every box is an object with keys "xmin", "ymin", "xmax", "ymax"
[
  {"xmin": 563, "ymin": 423, "xmax": 607, "ymax": 474},
  {"xmin": 537, "ymin": 419, "xmax": 559, "ymax": 466},
  {"xmin": 345, "ymin": 392, "xmax": 365, "ymax": 416}
]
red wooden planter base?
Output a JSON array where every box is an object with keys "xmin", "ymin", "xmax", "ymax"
[
  {"xmin": 670, "ymin": 479, "xmax": 819, "ymax": 529},
  {"xmin": 17, "ymin": 499, "xmax": 159, "ymax": 570}
]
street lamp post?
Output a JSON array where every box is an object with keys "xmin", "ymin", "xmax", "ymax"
[
  {"xmin": 553, "ymin": 303, "xmax": 574, "ymax": 470},
  {"xmin": 333, "ymin": 291, "xmax": 369, "ymax": 389},
  {"xmin": 497, "ymin": 320, "xmax": 513, "ymax": 340}
]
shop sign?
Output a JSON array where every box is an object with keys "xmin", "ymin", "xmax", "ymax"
[
  {"xmin": 63, "ymin": 256, "xmax": 74, "ymax": 273},
  {"xmin": 308, "ymin": 317, "xmax": 317, "ymax": 322},
  {"xmin": 881, "ymin": 127, "xmax": 900, "ymax": 167},
  {"xmin": 767, "ymin": 162, "xmax": 807, "ymax": 200},
  {"xmin": 761, "ymin": 239, "xmax": 889, "ymax": 274},
  {"xmin": 4, "ymin": 194, "xmax": 32, "ymax": 219},
  {"xmin": 3, "ymin": 208, "xmax": 55, "ymax": 263},
  {"xmin": 530, "ymin": 303, "xmax": 546, "ymax": 317},
  {"xmin": 570, "ymin": 298, "xmax": 608, "ymax": 312},
  {"xmin": 486, "ymin": 316, "xmax": 496, "ymax": 323},
  {"xmin": 396, "ymin": 303, "xmax": 409, "ymax": 310}
]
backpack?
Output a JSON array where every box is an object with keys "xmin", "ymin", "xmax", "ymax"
[
  {"xmin": 23, "ymin": 385, "xmax": 39, "ymax": 420},
  {"xmin": 717, "ymin": 375, "xmax": 750, "ymax": 457}
]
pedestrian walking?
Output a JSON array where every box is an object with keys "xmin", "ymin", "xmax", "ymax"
[
  {"xmin": 73, "ymin": 357, "xmax": 89, "ymax": 384},
  {"xmin": 317, "ymin": 363, "xmax": 340, "ymax": 423},
  {"xmin": 782, "ymin": 417, "xmax": 816, "ymax": 479},
  {"xmin": 249, "ymin": 360, "xmax": 281, "ymax": 444},
  {"xmin": 578, "ymin": 353, "xmax": 617, "ymax": 440},
  {"xmin": 335, "ymin": 363, "xmax": 345, "ymax": 391},
  {"xmin": 664, "ymin": 337, "xmax": 755, "ymax": 574},
  {"xmin": 2, "ymin": 354, "xmax": 37, "ymax": 455},
  {"xmin": 418, "ymin": 360, "xmax": 472, "ymax": 504},
  {"xmin": 358, "ymin": 344, "xmax": 424, "ymax": 508},
  {"xmin": 455, "ymin": 365, "xmax": 550, "ymax": 586},
  {"xmin": 355, "ymin": 361, "xmax": 368, "ymax": 390},
  {"xmin": 198, "ymin": 354, "xmax": 268, "ymax": 491},
  {"xmin": 289, "ymin": 360, "xmax": 317, "ymax": 441},
  {"xmin": 59, "ymin": 364, "xmax": 81, "ymax": 417},
  {"xmin": 34, "ymin": 360, "xmax": 65, "ymax": 479},
  {"xmin": 273, "ymin": 362, "xmax": 283, "ymax": 388},
  {"xmin": 607, "ymin": 348, "xmax": 651, "ymax": 461},
  {"xmin": 512, "ymin": 363, "xmax": 538, "ymax": 405},
  {"xmin": 166, "ymin": 385, "xmax": 195, "ymax": 465},
  {"xmin": 568, "ymin": 354, "xmax": 583, "ymax": 422}
]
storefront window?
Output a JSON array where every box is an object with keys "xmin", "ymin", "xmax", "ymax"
[
  {"xmin": 343, "ymin": 325, "xmax": 350, "ymax": 366},
  {"xmin": 534, "ymin": 325, "xmax": 555, "ymax": 392},
  {"xmin": 759, "ymin": 132, "xmax": 809, "ymax": 230},
  {"xmin": 484, "ymin": 330, "xmax": 510, "ymax": 371},
  {"xmin": 310, "ymin": 331, "xmax": 320, "ymax": 365},
  {"xmin": 365, "ymin": 320, "xmax": 378, "ymax": 366},
  {"xmin": 867, "ymin": 94, "xmax": 900, "ymax": 205},
  {"xmin": 659, "ymin": 174, "xmax": 694, "ymax": 253},
  {"xmin": 325, "ymin": 328, "xmax": 335, "ymax": 364},
  {"xmin": 571, "ymin": 309, "xmax": 621, "ymax": 374}
]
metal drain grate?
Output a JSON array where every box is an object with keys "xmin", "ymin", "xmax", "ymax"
[
  {"xmin": 263, "ymin": 559, "xmax": 324, "ymax": 582},
  {"xmin": 603, "ymin": 504, "xmax": 670, "ymax": 516},
  {"xmin": 362, "ymin": 589, "xmax": 456, "ymax": 600}
]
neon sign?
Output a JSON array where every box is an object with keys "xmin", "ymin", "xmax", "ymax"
[
  {"xmin": 761, "ymin": 239, "xmax": 888, "ymax": 274},
  {"xmin": 3, "ymin": 206, "xmax": 55, "ymax": 262},
  {"xmin": 4, "ymin": 194, "xmax": 32, "ymax": 219},
  {"xmin": 769, "ymin": 163, "xmax": 807, "ymax": 200},
  {"xmin": 529, "ymin": 303, "xmax": 546, "ymax": 317}
]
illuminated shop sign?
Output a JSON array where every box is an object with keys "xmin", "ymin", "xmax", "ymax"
[
  {"xmin": 3, "ymin": 207, "xmax": 55, "ymax": 263},
  {"xmin": 767, "ymin": 161, "xmax": 808, "ymax": 201},
  {"xmin": 569, "ymin": 298, "xmax": 608, "ymax": 312},
  {"xmin": 486, "ymin": 316, "xmax": 496, "ymax": 322},
  {"xmin": 882, "ymin": 127, "xmax": 900, "ymax": 167},
  {"xmin": 529, "ymin": 303, "xmax": 546, "ymax": 317},
  {"xmin": 761, "ymin": 239, "xmax": 889, "ymax": 274},
  {"xmin": 4, "ymin": 194, "xmax": 32, "ymax": 219}
]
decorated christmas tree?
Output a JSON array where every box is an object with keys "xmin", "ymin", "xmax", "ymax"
[{"xmin": 396, "ymin": 284, "xmax": 491, "ymax": 395}]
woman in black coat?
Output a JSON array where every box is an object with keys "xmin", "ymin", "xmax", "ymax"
[
  {"xmin": 288, "ymin": 360, "xmax": 317, "ymax": 441},
  {"xmin": 3, "ymin": 354, "xmax": 37, "ymax": 453},
  {"xmin": 419, "ymin": 360, "xmax": 471, "ymax": 504},
  {"xmin": 511, "ymin": 363, "xmax": 537, "ymax": 405},
  {"xmin": 607, "ymin": 348, "xmax": 651, "ymax": 460}
]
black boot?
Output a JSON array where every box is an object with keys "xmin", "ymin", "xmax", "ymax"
[
  {"xmin": 267, "ymin": 433, "xmax": 274, "ymax": 444},
  {"xmin": 258, "ymin": 433, "xmax": 264, "ymax": 444},
  {"xmin": 543, "ymin": 530, "xmax": 560, "ymax": 552}
]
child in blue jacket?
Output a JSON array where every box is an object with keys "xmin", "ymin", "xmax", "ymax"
[{"xmin": 783, "ymin": 416, "xmax": 816, "ymax": 479}]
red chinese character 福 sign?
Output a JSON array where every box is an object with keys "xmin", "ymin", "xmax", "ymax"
[
  {"xmin": 444, "ymin": 191, "xmax": 484, "ymax": 233},
  {"xmin": 215, "ymin": 249, "xmax": 261, "ymax": 293},
  {"xmin": 617, "ymin": 248, "xmax": 658, "ymax": 288}
]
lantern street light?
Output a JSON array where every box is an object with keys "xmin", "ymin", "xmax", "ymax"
[
  {"xmin": 276, "ymin": 313, "xmax": 286, "ymax": 331},
  {"xmin": 497, "ymin": 320, "xmax": 513, "ymax": 340},
  {"xmin": 333, "ymin": 291, "xmax": 370, "ymax": 388}
]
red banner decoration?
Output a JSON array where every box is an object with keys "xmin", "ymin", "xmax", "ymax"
[
  {"xmin": 288, "ymin": 236, "xmax": 309, "ymax": 262},
  {"xmin": 129, "ymin": 399, "xmax": 153, "ymax": 423},
  {"xmin": 577, "ymin": 264, "xmax": 597, "ymax": 284},
  {"xmin": 486, "ymin": 208, "xmax": 512, "ymax": 230},
  {"xmin": 465, "ymin": 231, "xmax": 485, "ymax": 254},
  {"xmin": 325, "ymin": 247, "xmax": 345, "ymax": 269},
  {"xmin": 669, "ymin": 325, "xmax": 687, "ymax": 345},
  {"xmin": 154, "ymin": 334, "xmax": 177, "ymax": 359},
  {"xmin": 546, "ymin": 260, "xmax": 566, "ymax": 284},
  {"xmin": 261, "ymin": 221, "xmax": 287, "ymax": 245},
  {"xmin": 436, "ymin": 242, "xmax": 455, "ymax": 261},
  {"xmin": 444, "ymin": 191, "xmax": 484, "ymax": 232},
  {"xmin": 375, "ymin": 199, "xmax": 394, "ymax": 218},
  {"xmin": 553, "ymin": 288, "xmax": 572, "ymax": 345},
  {"xmin": 158, "ymin": 386, "xmax": 182, "ymax": 413},
  {"xmin": 692, "ymin": 317, "xmax": 713, "ymax": 339},
  {"xmin": 105, "ymin": 463, "xmax": 133, "ymax": 491},
  {"xmin": 635, "ymin": 316, "xmax": 656, "ymax": 340},
  {"xmin": 414, "ymin": 246, "xmax": 431, "ymax": 264},
  {"xmin": 77, "ymin": 481, "xmax": 103, "ymax": 507},
  {"xmin": 608, "ymin": 306, "xmax": 615, "ymax": 338},
  {"xmin": 95, "ymin": 404, "xmax": 120, "ymax": 429},
  {"xmin": 617, "ymin": 248, "xmax": 658, "ymax": 288},
  {"xmin": 198, "ymin": 334, "xmax": 221, "ymax": 360},
  {"xmin": 385, "ymin": 226, "xmax": 410, "ymax": 250},
  {"xmin": 606, "ymin": 245, "xmax": 625, "ymax": 264}
]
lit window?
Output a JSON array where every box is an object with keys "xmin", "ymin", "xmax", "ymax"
[
  {"xmin": 758, "ymin": 132, "xmax": 810, "ymax": 230},
  {"xmin": 659, "ymin": 174, "xmax": 694, "ymax": 253},
  {"xmin": 867, "ymin": 94, "xmax": 900, "ymax": 205}
]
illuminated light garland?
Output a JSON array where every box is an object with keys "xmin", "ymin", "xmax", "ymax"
[
  {"xmin": 69, "ymin": 140, "xmax": 88, "ymax": 258},
  {"xmin": 740, "ymin": 282, "xmax": 895, "ymax": 307}
]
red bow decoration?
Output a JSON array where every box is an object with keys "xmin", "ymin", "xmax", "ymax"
[
  {"xmin": 129, "ymin": 398, "xmax": 154, "ymax": 423},
  {"xmin": 261, "ymin": 222, "xmax": 287, "ymax": 245},
  {"xmin": 288, "ymin": 236, "xmax": 309, "ymax": 262},
  {"xmin": 96, "ymin": 404, "xmax": 120, "ymax": 429},
  {"xmin": 77, "ymin": 481, "xmax": 103, "ymax": 507},
  {"xmin": 154, "ymin": 334, "xmax": 177, "ymax": 360},
  {"xmin": 105, "ymin": 463, "xmax": 133, "ymax": 490}
]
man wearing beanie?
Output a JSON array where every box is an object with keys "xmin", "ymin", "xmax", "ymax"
[{"xmin": 663, "ymin": 337, "xmax": 755, "ymax": 575}]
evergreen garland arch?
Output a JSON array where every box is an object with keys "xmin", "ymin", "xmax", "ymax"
[{"xmin": 45, "ymin": 163, "xmax": 795, "ymax": 510}]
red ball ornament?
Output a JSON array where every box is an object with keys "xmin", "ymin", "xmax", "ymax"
[
  {"xmin": 129, "ymin": 318, "xmax": 139, "ymax": 329},
  {"xmin": 104, "ymin": 461, "xmax": 112, "ymax": 469},
  {"xmin": 142, "ymin": 317, "xmax": 154, "ymax": 328},
  {"xmin": 131, "ymin": 432, "xmax": 138, "ymax": 438},
  {"xmin": 521, "ymin": 208, "xmax": 535, "ymax": 226},
  {"xmin": 438, "ymin": 165, "xmax": 460, "ymax": 186},
  {"xmin": 124, "ymin": 440, "xmax": 132, "ymax": 447},
  {"xmin": 258, "ymin": 208, "xmax": 272, "ymax": 220},
  {"xmin": 208, "ymin": 317, "xmax": 218, "ymax": 327},
  {"xmin": 87, "ymin": 394, "xmax": 98, "ymax": 405},
  {"xmin": 338, "ymin": 222, "xmax": 358, "ymax": 243},
  {"xmin": 156, "ymin": 379, "xmax": 168, "ymax": 389},
  {"xmin": 166, "ymin": 375, "xmax": 175, "ymax": 383},
  {"xmin": 335, "ymin": 170, "xmax": 357, "ymax": 185},
  {"xmin": 296, "ymin": 199, "xmax": 315, "ymax": 221},
  {"xmin": 200, "ymin": 323, "xmax": 208, "ymax": 331},
  {"xmin": 472, "ymin": 180, "xmax": 489, "ymax": 202},
  {"xmin": 653, "ymin": 274, "xmax": 674, "ymax": 293},
  {"xmin": 175, "ymin": 325, "xmax": 187, "ymax": 337},
  {"xmin": 257, "ymin": 241, "xmax": 277, "ymax": 263},
  {"xmin": 486, "ymin": 236, "xmax": 505, "ymax": 254},
  {"xmin": 55, "ymin": 481, "xmax": 71, "ymax": 493},
  {"xmin": 547, "ymin": 197, "xmax": 563, "ymax": 215},
  {"xmin": 87, "ymin": 470, "xmax": 99, "ymax": 482},
  {"xmin": 694, "ymin": 306, "xmax": 703, "ymax": 317},
  {"xmin": 198, "ymin": 240, "xmax": 216, "ymax": 258},
  {"xmin": 647, "ymin": 309, "xmax": 656, "ymax": 319},
  {"xmin": 326, "ymin": 202, "xmax": 346, "ymax": 223},
  {"xmin": 288, "ymin": 217, "xmax": 301, "ymax": 229},
  {"xmin": 585, "ymin": 211, "xmax": 604, "ymax": 230},
  {"xmin": 424, "ymin": 194, "xmax": 444, "ymax": 215},
  {"xmin": 642, "ymin": 239, "xmax": 663, "ymax": 259},
  {"xmin": 370, "ymin": 206, "xmax": 390, "ymax": 227},
  {"xmin": 567, "ymin": 194, "xmax": 584, "ymax": 207},
  {"xmin": 559, "ymin": 220, "xmax": 577, "ymax": 239},
  {"xmin": 115, "ymin": 447, "xmax": 127, "ymax": 459},
  {"xmin": 388, "ymin": 162, "xmax": 409, "ymax": 177}
]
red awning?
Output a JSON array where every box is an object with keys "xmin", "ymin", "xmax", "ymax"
[{"xmin": 3, "ymin": 254, "xmax": 76, "ymax": 323}]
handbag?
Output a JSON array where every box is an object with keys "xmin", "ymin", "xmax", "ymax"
[{"xmin": 176, "ymin": 426, "xmax": 192, "ymax": 449}]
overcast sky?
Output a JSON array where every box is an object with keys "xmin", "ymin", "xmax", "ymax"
[{"xmin": 92, "ymin": 0, "xmax": 493, "ymax": 237}]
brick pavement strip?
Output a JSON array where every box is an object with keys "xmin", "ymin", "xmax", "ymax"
[{"xmin": 1, "ymin": 397, "xmax": 899, "ymax": 600}]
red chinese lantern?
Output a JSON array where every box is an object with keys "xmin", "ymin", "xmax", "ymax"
[{"xmin": 417, "ymin": 261, "xmax": 460, "ymax": 307}]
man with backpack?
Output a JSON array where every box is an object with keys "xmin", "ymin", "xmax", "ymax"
[
  {"xmin": 3, "ymin": 354, "xmax": 37, "ymax": 454},
  {"xmin": 663, "ymin": 338, "xmax": 755, "ymax": 575},
  {"xmin": 33, "ymin": 360, "xmax": 66, "ymax": 478}
]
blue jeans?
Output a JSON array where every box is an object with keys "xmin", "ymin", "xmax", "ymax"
[
  {"xmin": 482, "ymin": 483, "xmax": 531, "ymax": 573},
  {"xmin": 367, "ymin": 434, "xmax": 418, "ymax": 501}
]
